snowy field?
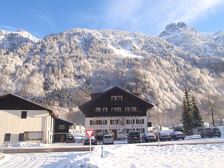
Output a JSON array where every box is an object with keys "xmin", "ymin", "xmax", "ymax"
[{"xmin": 1, "ymin": 142, "xmax": 224, "ymax": 168}]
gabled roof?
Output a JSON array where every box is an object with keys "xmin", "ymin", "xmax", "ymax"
[
  {"xmin": 79, "ymin": 86, "xmax": 154, "ymax": 114},
  {"xmin": 0, "ymin": 93, "xmax": 52, "ymax": 112},
  {"xmin": 55, "ymin": 117, "xmax": 73, "ymax": 126}
]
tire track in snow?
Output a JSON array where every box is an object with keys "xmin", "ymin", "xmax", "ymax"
[{"xmin": 0, "ymin": 155, "xmax": 27, "ymax": 168}]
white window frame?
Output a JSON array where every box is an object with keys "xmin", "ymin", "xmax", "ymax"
[
  {"xmin": 131, "ymin": 107, "xmax": 137, "ymax": 112},
  {"xmin": 95, "ymin": 107, "xmax": 101, "ymax": 112},
  {"xmin": 111, "ymin": 95, "xmax": 123, "ymax": 101},
  {"xmin": 125, "ymin": 107, "xmax": 130, "ymax": 112},
  {"xmin": 59, "ymin": 125, "xmax": 65, "ymax": 130}
]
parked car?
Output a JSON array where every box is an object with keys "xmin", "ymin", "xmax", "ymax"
[
  {"xmin": 83, "ymin": 136, "xmax": 97, "ymax": 145},
  {"xmin": 157, "ymin": 131, "xmax": 171, "ymax": 141},
  {"xmin": 127, "ymin": 131, "xmax": 141, "ymax": 143},
  {"xmin": 174, "ymin": 126, "xmax": 184, "ymax": 132},
  {"xmin": 103, "ymin": 134, "xmax": 114, "ymax": 144},
  {"xmin": 141, "ymin": 133, "xmax": 156, "ymax": 142},
  {"xmin": 66, "ymin": 134, "xmax": 75, "ymax": 143},
  {"xmin": 74, "ymin": 135, "xmax": 85, "ymax": 143},
  {"xmin": 170, "ymin": 131, "xmax": 185, "ymax": 140},
  {"xmin": 200, "ymin": 128, "xmax": 221, "ymax": 138}
]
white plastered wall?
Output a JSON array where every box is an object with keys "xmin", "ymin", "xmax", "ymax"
[
  {"xmin": 0, "ymin": 110, "xmax": 54, "ymax": 144},
  {"xmin": 85, "ymin": 116, "xmax": 148, "ymax": 138}
]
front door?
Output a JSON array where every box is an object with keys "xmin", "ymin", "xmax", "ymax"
[{"xmin": 112, "ymin": 129, "xmax": 117, "ymax": 139}]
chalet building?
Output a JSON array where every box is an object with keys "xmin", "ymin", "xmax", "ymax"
[
  {"xmin": 79, "ymin": 86, "xmax": 154, "ymax": 139},
  {"xmin": 53, "ymin": 118, "xmax": 73, "ymax": 143},
  {"xmin": 0, "ymin": 93, "xmax": 72, "ymax": 144}
]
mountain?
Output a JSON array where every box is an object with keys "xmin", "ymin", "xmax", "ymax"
[
  {"xmin": 160, "ymin": 22, "xmax": 224, "ymax": 57},
  {"xmin": 0, "ymin": 24, "xmax": 224, "ymax": 125}
]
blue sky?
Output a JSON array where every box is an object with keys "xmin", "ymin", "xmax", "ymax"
[{"xmin": 1, "ymin": 0, "xmax": 224, "ymax": 38}]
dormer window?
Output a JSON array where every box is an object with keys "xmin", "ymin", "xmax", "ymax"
[
  {"xmin": 111, "ymin": 96, "xmax": 123, "ymax": 101},
  {"xmin": 95, "ymin": 107, "xmax": 101, "ymax": 112}
]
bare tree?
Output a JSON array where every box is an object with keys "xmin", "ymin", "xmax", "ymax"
[{"xmin": 206, "ymin": 94, "xmax": 224, "ymax": 127}]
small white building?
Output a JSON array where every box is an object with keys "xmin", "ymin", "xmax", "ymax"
[
  {"xmin": 79, "ymin": 86, "xmax": 154, "ymax": 139},
  {"xmin": 0, "ymin": 93, "xmax": 72, "ymax": 144}
]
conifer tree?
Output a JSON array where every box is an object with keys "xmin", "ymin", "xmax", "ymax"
[
  {"xmin": 182, "ymin": 89, "xmax": 193, "ymax": 135},
  {"xmin": 192, "ymin": 96, "xmax": 203, "ymax": 128}
]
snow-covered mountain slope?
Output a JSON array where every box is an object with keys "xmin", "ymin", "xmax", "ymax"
[
  {"xmin": 0, "ymin": 25, "xmax": 223, "ymax": 125},
  {"xmin": 160, "ymin": 22, "xmax": 224, "ymax": 57},
  {"xmin": 0, "ymin": 29, "xmax": 39, "ymax": 51}
]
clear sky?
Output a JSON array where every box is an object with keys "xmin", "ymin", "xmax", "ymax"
[{"xmin": 1, "ymin": 0, "xmax": 224, "ymax": 38}]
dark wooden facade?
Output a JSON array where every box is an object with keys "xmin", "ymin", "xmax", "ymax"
[
  {"xmin": 79, "ymin": 86, "xmax": 154, "ymax": 117},
  {"xmin": 53, "ymin": 118, "xmax": 73, "ymax": 143}
]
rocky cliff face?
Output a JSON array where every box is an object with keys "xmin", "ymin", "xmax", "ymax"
[{"xmin": 0, "ymin": 24, "xmax": 224, "ymax": 125}]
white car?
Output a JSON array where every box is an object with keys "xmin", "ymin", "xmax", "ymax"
[{"xmin": 103, "ymin": 134, "xmax": 114, "ymax": 144}]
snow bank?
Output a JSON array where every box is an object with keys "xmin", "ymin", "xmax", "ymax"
[
  {"xmin": 1, "ymin": 143, "xmax": 224, "ymax": 168},
  {"xmin": 7, "ymin": 142, "xmax": 47, "ymax": 148},
  {"xmin": 88, "ymin": 144, "xmax": 224, "ymax": 168}
]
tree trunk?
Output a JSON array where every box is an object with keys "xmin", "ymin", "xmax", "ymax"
[{"xmin": 211, "ymin": 107, "xmax": 215, "ymax": 127}]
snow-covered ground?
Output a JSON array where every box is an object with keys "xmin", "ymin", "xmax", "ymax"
[{"xmin": 1, "ymin": 140, "xmax": 224, "ymax": 168}]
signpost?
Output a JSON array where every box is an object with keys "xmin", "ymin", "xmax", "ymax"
[{"xmin": 85, "ymin": 129, "xmax": 94, "ymax": 152}]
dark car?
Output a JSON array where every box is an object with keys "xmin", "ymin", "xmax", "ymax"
[
  {"xmin": 127, "ymin": 131, "xmax": 141, "ymax": 143},
  {"xmin": 83, "ymin": 136, "xmax": 97, "ymax": 145},
  {"xmin": 141, "ymin": 133, "xmax": 156, "ymax": 142},
  {"xmin": 66, "ymin": 134, "xmax": 75, "ymax": 143},
  {"xmin": 170, "ymin": 131, "xmax": 185, "ymax": 140},
  {"xmin": 157, "ymin": 131, "xmax": 171, "ymax": 141},
  {"xmin": 200, "ymin": 128, "xmax": 221, "ymax": 138}
]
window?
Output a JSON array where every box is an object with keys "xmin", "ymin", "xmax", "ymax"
[
  {"xmin": 125, "ymin": 107, "xmax": 130, "ymax": 112},
  {"xmin": 102, "ymin": 107, "xmax": 108, "ymax": 112},
  {"xmin": 21, "ymin": 111, "xmax": 27, "ymax": 119},
  {"xmin": 132, "ymin": 119, "xmax": 135, "ymax": 124},
  {"xmin": 96, "ymin": 120, "xmax": 102, "ymax": 125},
  {"xmin": 18, "ymin": 133, "xmax": 24, "ymax": 141},
  {"xmin": 95, "ymin": 107, "xmax": 101, "ymax": 112},
  {"xmin": 110, "ymin": 120, "xmax": 119, "ymax": 125},
  {"xmin": 111, "ymin": 107, "xmax": 122, "ymax": 112},
  {"xmin": 24, "ymin": 132, "xmax": 42, "ymax": 141},
  {"xmin": 136, "ymin": 128, "xmax": 145, "ymax": 133},
  {"xmin": 102, "ymin": 120, "xmax": 107, "ymax": 125},
  {"xmin": 126, "ymin": 119, "xmax": 135, "ymax": 125},
  {"xmin": 117, "ymin": 107, "xmax": 121, "ymax": 112},
  {"xmin": 131, "ymin": 107, "xmax": 137, "ymax": 112},
  {"xmin": 136, "ymin": 119, "xmax": 144, "ymax": 124},
  {"xmin": 4, "ymin": 133, "xmax": 11, "ymax": 141},
  {"xmin": 90, "ymin": 120, "xmax": 107, "ymax": 125},
  {"xmin": 90, "ymin": 120, "xmax": 97, "ymax": 125},
  {"xmin": 90, "ymin": 120, "xmax": 94, "ymax": 125},
  {"xmin": 59, "ymin": 125, "xmax": 65, "ymax": 130},
  {"xmin": 111, "ymin": 96, "xmax": 123, "ymax": 101},
  {"xmin": 111, "ymin": 107, "xmax": 116, "ymax": 112},
  {"xmin": 96, "ymin": 130, "xmax": 108, "ymax": 134}
]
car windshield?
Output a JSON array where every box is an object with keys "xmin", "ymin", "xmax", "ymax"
[
  {"xmin": 174, "ymin": 131, "xmax": 183, "ymax": 134},
  {"xmin": 104, "ymin": 135, "xmax": 112, "ymax": 138},
  {"xmin": 145, "ymin": 133, "xmax": 154, "ymax": 136},
  {"xmin": 129, "ymin": 132, "xmax": 140, "ymax": 136}
]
